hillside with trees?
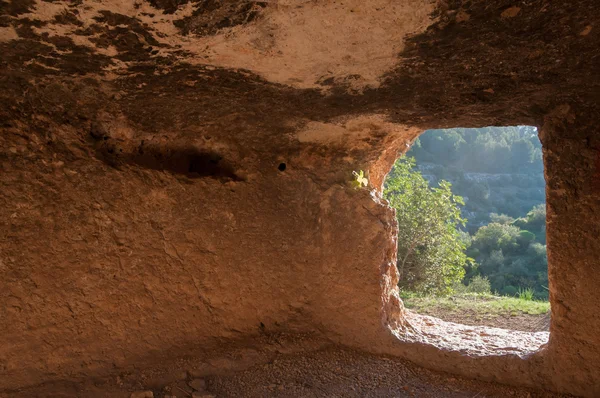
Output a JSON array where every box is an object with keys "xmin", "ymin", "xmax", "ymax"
[
  {"xmin": 407, "ymin": 126, "xmax": 544, "ymax": 233},
  {"xmin": 385, "ymin": 126, "xmax": 548, "ymax": 299}
]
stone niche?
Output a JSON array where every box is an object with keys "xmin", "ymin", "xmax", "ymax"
[{"xmin": 1, "ymin": 0, "xmax": 599, "ymax": 397}]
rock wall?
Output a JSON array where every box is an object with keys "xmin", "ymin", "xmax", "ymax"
[
  {"xmin": 541, "ymin": 105, "xmax": 600, "ymax": 395},
  {"xmin": 1, "ymin": 0, "xmax": 600, "ymax": 396}
]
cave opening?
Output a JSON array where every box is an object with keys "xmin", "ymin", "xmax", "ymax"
[{"xmin": 384, "ymin": 126, "xmax": 550, "ymax": 337}]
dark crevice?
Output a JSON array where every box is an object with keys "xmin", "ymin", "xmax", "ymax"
[
  {"xmin": 93, "ymin": 134, "xmax": 242, "ymax": 181},
  {"xmin": 0, "ymin": 0, "xmax": 36, "ymax": 16}
]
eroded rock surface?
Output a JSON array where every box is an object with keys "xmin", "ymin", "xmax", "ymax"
[{"xmin": 1, "ymin": 0, "xmax": 599, "ymax": 396}]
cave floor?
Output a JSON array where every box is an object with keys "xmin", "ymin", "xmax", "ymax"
[
  {"xmin": 207, "ymin": 348, "xmax": 567, "ymax": 398},
  {"xmin": 4, "ymin": 344, "xmax": 571, "ymax": 398}
]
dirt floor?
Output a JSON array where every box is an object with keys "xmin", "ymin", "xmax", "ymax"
[
  {"xmin": 402, "ymin": 296, "xmax": 551, "ymax": 332},
  {"xmin": 412, "ymin": 308, "xmax": 551, "ymax": 333},
  {"xmin": 207, "ymin": 348, "xmax": 566, "ymax": 398},
  {"xmin": 4, "ymin": 341, "xmax": 569, "ymax": 398}
]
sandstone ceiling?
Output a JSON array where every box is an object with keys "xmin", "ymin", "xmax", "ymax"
[{"xmin": 1, "ymin": 0, "xmax": 597, "ymax": 160}]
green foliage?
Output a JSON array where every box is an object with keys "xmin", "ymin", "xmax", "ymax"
[
  {"xmin": 411, "ymin": 126, "xmax": 542, "ymax": 174},
  {"xmin": 384, "ymin": 157, "xmax": 468, "ymax": 295},
  {"xmin": 528, "ymin": 242, "xmax": 547, "ymax": 258},
  {"xmin": 512, "ymin": 217, "xmax": 528, "ymax": 229},
  {"xmin": 466, "ymin": 275, "xmax": 491, "ymax": 294},
  {"xmin": 517, "ymin": 287, "xmax": 535, "ymax": 301},
  {"xmin": 525, "ymin": 204, "xmax": 546, "ymax": 231},
  {"xmin": 503, "ymin": 285, "xmax": 518, "ymax": 296},
  {"xmin": 407, "ymin": 126, "xmax": 545, "ymax": 232},
  {"xmin": 351, "ymin": 170, "xmax": 368, "ymax": 188},
  {"xmin": 400, "ymin": 126, "xmax": 548, "ymax": 298},
  {"xmin": 467, "ymin": 215, "xmax": 548, "ymax": 297},
  {"xmin": 472, "ymin": 223, "xmax": 520, "ymax": 255},
  {"xmin": 490, "ymin": 213, "xmax": 515, "ymax": 225},
  {"xmin": 517, "ymin": 230, "xmax": 536, "ymax": 248}
]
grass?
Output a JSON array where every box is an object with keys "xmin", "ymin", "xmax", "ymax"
[
  {"xmin": 401, "ymin": 291, "xmax": 550, "ymax": 317},
  {"xmin": 517, "ymin": 287, "xmax": 535, "ymax": 301}
]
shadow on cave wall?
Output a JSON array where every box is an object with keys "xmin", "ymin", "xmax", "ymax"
[{"xmin": 90, "ymin": 128, "xmax": 241, "ymax": 181}]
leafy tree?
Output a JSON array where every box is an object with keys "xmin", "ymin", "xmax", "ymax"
[
  {"xmin": 517, "ymin": 230, "xmax": 536, "ymax": 248},
  {"xmin": 490, "ymin": 213, "xmax": 515, "ymax": 225},
  {"xmin": 466, "ymin": 209, "xmax": 548, "ymax": 296},
  {"xmin": 525, "ymin": 204, "xmax": 546, "ymax": 232},
  {"xmin": 418, "ymin": 129, "xmax": 466, "ymax": 161},
  {"xmin": 406, "ymin": 126, "xmax": 545, "ymax": 232},
  {"xmin": 466, "ymin": 275, "xmax": 491, "ymax": 294},
  {"xmin": 511, "ymin": 139, "xmax": 535, "ymax": 171},
  {"xmin": 481, "ymin": 249, "xmax": 505, "ymax": 276},
  {"xmin": 400, "ymin": 126, "xmax": 549, "ymax": 297},
  {"xmin": 472, "ymin": 223, "xmax": 520, "ymax": 255},
  {"xmin": 384, "ymin": 157, "xmax": 469, "ymax": 295},
  {"xmin": 503, "ymin": 285, "xmax": 518, "ymax": 296},
  {"xmin": 465, "ymin": 181, "xmax": 490, "ymax": 205}
]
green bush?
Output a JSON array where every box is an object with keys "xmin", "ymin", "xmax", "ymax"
[
  {"xmin": 517, "ymin": 230, "xmax": 536, "ymax": 248},
  {"xmin": 518, "ymin": 287, "xmax": 535, "ymax": 301},
  {"xmin": 534, "ymin": 289, "xmax": 549, "ymax": 301},
  {"xmin": 466, "ymin": 275, "xmax": 491, "ymax": 294},
  {"xmin": 451, "ymin": 281, "xmax": 468, "ymax": 295},
  {"xmin": 384, "ymin": 157, "xmax": 468, "ymax": 295},
  {"xmin": 502, "ymin": 285, "xmax": 518, "ymax": 296},
  {"xmin": 512, "ymin": 217, "xmax": 528, "ymax": 229},
  {"xmin": 490, "ymin": 213, "xmax": 515, "ymax": 225},
  {"xmin": 404, "ymin": 127, "xmax": 548, "ymax": 297},
  {"xmin": 526, "ymin": 204, "xmax": 546, "ymax": 231}
]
